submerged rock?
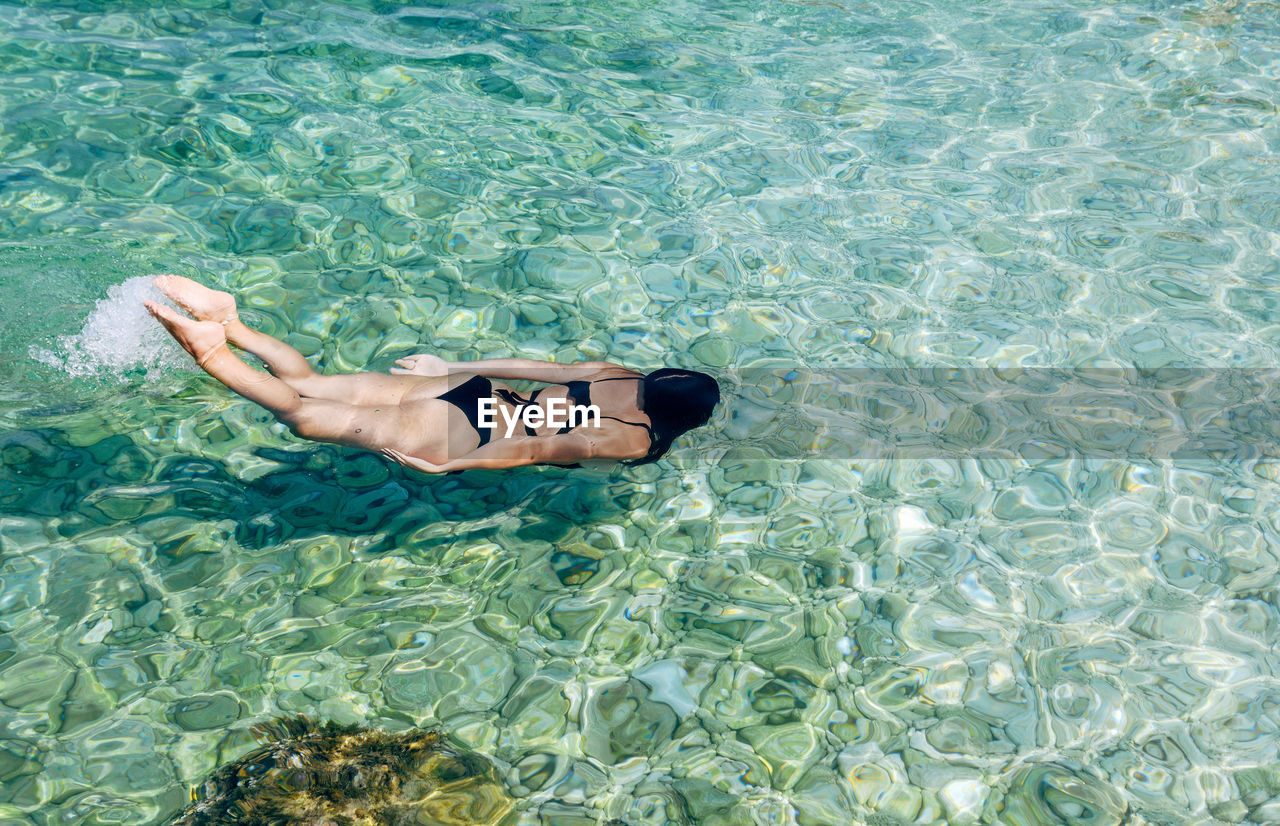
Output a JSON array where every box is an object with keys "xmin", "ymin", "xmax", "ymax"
[{"xmin": 171, "ymin": 715, "xmax": 513, "ymax": 826}]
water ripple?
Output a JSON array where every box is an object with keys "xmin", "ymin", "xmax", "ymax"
[{"xmin": 4, "ymin": 0, "xmax": 1280, "ymax": 824}]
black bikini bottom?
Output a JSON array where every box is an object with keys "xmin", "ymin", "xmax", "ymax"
[{"xmin": 437, "ymin": 374, "xmax": 495, "ymax": 446}]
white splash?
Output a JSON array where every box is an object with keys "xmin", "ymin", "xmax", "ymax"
[{"xmin": 30, "ymin": 275, "xmax": 190, "ymax": 379}]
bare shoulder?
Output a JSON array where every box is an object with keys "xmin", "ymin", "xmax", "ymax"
[{"xmin": 583, "ymin": 362, "xmax": 643, "ymax": 381}]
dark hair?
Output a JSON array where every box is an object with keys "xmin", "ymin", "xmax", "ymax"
[{"xmin": 630, "ymin": 368, "xmax": 720, "ymax": 465}]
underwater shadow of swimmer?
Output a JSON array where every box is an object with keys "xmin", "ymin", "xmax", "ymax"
[
  {"xmin": 220, "ymin": 445, "xmax": 637, "ymax": 553},
  {"xmin": 171, "ymin": 715, "xmax": 514, "ymax": 826},
  {"xmin": 2, "ymin": 426, "xmax": 634, "ymax": 555}
]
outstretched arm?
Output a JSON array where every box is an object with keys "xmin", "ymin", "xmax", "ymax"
[
  {"xmin": 392, "ymin": 355, "xmax": 637, "ymax": 383},
  {"xmin": 383, "ymin": 431, "xmax": 626, "ymax": 473}
]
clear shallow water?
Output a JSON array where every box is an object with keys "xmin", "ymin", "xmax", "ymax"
[{"xmin": 3, "ymin": 0, "xmax": 1280, "ymax": 823}]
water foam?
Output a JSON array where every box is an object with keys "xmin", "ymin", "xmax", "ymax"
[{"xmin": 30, "ymin": 276, "xmax": 190, "ymax": 380}]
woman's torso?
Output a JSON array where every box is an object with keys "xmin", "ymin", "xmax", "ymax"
[{"xmin": 413, "ymin": 370, "xmax": 654, "ymax": 463}]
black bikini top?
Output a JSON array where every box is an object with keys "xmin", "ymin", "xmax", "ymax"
[{"xmin": 495, "ymin": 376, "xmax": 656, "ymax": 441}]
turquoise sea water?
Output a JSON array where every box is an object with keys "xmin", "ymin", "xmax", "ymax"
[{"xmin": 4, "ymin": 0, "xmax": 1280, "ymax": 823}]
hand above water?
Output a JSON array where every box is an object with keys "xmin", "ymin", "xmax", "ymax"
[{"xmin": 390, "ymin": 353, "xmax": 449, "ymax": 376}]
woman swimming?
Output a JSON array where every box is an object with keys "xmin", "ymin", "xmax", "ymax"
[{"xmin": 144, "ymin": 275, "xmax": 719, "ymax": 473}]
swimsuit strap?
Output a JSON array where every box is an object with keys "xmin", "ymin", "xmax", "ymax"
[
  {"xmin": 587, "ymin": 377, "xmax": 654, "ymax": 443},
  {"xmin": 551, "ymin": 381, "xmax": 592, "ymax": 434},
  {"xmin": 494, "ymin": 387, "xmax": 534, "ymax": 407},
  {"xmin": 555, "ymin": 377, "xmax": 638, "ymax": 434},
  {"xmin": 494, "ymin": 387, "xmax": 538, "ymax": 437},
  {"xmin": 601, "ymin": 415, "xmax": 658, "ymax": 439},
  {"xmin": 493, "ymin": 375, "xmax": 649, "ymax": 439},
  {"xmin": 571, "ymin": 377, "xmax": 653, "ymax": 440}
]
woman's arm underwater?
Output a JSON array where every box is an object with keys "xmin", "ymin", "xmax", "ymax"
[{"xmin": 390, "ymin": 354, "xmax": 637, "ymax": 383}]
